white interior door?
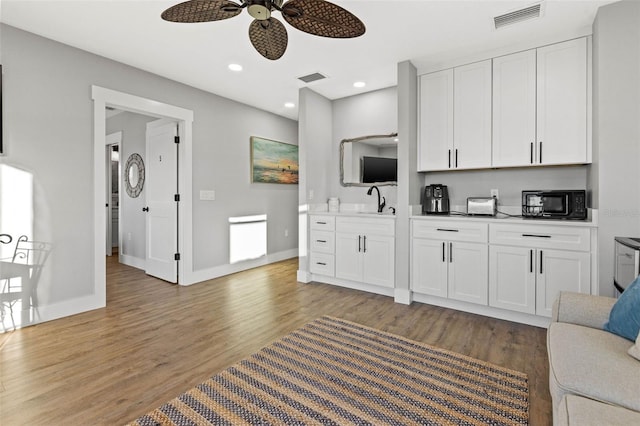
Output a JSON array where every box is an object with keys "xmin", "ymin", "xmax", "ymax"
[{"xmin": 145, "ymin": 119, "xmax": 178, "ymax": 283}]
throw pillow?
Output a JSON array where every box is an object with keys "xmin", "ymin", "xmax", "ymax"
[
  {"xmin": 628, "ymin": 332, "xmax": 640, "ymax": 361},
  {"xmin": 605, "ymin": 275, "xmax": 640, "ymax": 341}
]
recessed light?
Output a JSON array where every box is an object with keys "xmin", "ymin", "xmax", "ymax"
[
  {"xmin": 228, "ymin": 63, "xmax": 243, "ymax": 72},
  {"xmin": 284, "ymin": 102, "xmax": 295, "ymax": 108},
  {"xmin": 353, "ymin": 81, "xmax": 366, "ymax": 88}
]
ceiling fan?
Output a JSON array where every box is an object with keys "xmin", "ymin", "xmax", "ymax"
[{"xmin": 161, "ymin": 0, "xmax": 365, "ymax": 60}]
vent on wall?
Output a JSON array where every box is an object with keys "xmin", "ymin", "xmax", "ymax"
[
  {"xmin": 298, "ymin": 72, "xmax": 327, "ymax": 84},
  {"xmin": 494, "ymin": 3, "xmax": 542, "ymax": 29}
]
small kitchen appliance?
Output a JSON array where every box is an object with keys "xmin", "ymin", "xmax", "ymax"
[
  {"xmin": 614, "ymin": 237, "xmax": 640, "ymax": 294},
  {"xmin": 467, "ymin": 197, "xmax": 497, "ymax": 216},
  {"xmin": 522, "ymin": 190, "xmax": 587, "ymax": 219},
  {"xmin": 422, "ymin": 184, "xmax": 450, "ymax": 214}
]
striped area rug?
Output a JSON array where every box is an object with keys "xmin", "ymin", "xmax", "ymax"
[{"xmin": 129, "ymin": 316, "xmax": 528, "ymax": 425}]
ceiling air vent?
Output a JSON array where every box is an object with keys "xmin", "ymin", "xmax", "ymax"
[
  {"xmin": 494, "ymin": 3, "xmax": 542, "ymax": 29},
  {"xmin": 298, "ymin": 72, "xmax": 327, "ymax": 84}
]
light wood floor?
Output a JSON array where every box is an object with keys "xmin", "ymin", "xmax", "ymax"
[{"xmin": 0, "ymin": 256, "xmax": 551, "ymax": 425}]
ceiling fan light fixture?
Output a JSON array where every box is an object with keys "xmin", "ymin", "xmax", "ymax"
[{"xmin": 248, "ymin": 0, "xmax": 272, "ymax": 20}]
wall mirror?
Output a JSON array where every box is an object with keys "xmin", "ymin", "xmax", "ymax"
[
  {"xmin": 340, "ymin": 133, "xmax": 398, "ymax": 187},
  {"xmin": 124, "ymin": 153, "xmax": 145, "ymax": 198}
]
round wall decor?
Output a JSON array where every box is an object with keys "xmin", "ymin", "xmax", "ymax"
[{"xmin": 124, "ymin": 153, "xmax": 145, "ymax": 198}]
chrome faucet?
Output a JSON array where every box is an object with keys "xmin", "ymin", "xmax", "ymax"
[{"xmin": 367, "ymin": 185, "xmax": 386, "ymax": 213}]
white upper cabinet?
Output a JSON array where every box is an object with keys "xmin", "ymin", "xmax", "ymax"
[
  {"xmin": 418, "ymin": 69, "xmax": 454, "ymax": 171},
  {"xmin": 453, "ymin": 60, "xmax": 493, "ymax": 170},
  {"xmin": 537, "ymin": 37, "xmax": 588, "ymax": 165},
  {"xmin": 422, "ymin": 37, "xmax": 590, "ymax": 171},
  {"xmin": 418, "ymin": 61, "xmax": 492, "ymax": 172},
  {"xmin": 492, "ymin": 49, "xmax": 537, "ymax": 167}
]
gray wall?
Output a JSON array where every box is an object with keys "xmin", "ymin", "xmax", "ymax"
[
  {"xmin": 106, "ymin": 111, "xmax": 157, "ymax": 261},
  {"xmin": 331, "ymin": 87, "xmax": 398, "ymax": 208},
  {"xmin": 0, "ymin": 24, "xmax": 298, "ymax": 323},
  {"xmin": 422, "ymin": 166, "xmax": 589, "ymax": 209},
  {"xmin": 592, "ymin": 0, "xmax": 640, "ymax": 296}
]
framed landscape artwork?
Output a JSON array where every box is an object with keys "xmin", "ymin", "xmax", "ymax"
[{"xmin": 250, "ymin": 136, "xmax": 299, "ymax": 184}]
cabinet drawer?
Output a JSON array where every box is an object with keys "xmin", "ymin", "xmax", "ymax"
[
  {"xmin": 412, "ymin": 220, "xmax": 488, "ymax": 243},
  {"xmin": 310, "ymin": 215, "xmax": 335, "ymax": 231},
  {"xmin": 310, "ymin": 252, "xmax": 334, "ymax": 276},
  {"xmin": 489, "ymin": 223, "xmax": 590, "ymax": 251},
  {"xmin": 336, "ymin": 217, "xmax": 395, "ymax": 236},
  {"xmin": 310, "ymin": 230, "xmax": 335, "ymax": 254}
]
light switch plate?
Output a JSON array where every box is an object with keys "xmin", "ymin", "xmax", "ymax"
[{"xmin": 200, "ymin": 190, "xmax": 216, "ymax": 201}]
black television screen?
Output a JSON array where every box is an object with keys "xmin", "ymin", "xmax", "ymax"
[{"xmin": 362, "ymin": 156, "xmax": 397, "ymax": 183}]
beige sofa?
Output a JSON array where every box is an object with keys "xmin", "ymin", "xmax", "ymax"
[{"xmin": 547, "ymin": 291, "xmax": 640, "ymax": 425}]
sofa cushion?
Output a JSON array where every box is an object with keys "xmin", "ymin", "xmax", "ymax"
[
  {"xmin": 557, "ymin": 394, "xmax": 640, "ymax": 426},
  {"xmin": 548, "ymin": 322, "xmax": 640, "ymax": 413},
  {"xmin": 604, "ymin": 276, "xmax": 640, "ymax": 341}
]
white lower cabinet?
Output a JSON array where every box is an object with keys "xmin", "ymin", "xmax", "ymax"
[
  {"xmin": 411, "ymin": 220, "xmax": 488, "ymax": 305},
  {"xmin": 411, "ymin": 219, "xmax": 594, "ymax": 322},
  {"xmin": 335, "ymin": 218, "xmax": 395, "ymax": 288},
  {"xmin": 489, "ymin": 223, "xmax": 591, "ymax": 317},
  {"xmin": 309, "ymin": 214, "xmax": 395, "ymax": 290}
]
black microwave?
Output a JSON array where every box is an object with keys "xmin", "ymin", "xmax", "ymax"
[{"xmin": 522, "ymin": 190, "xmax": 587, "ymax": 220}]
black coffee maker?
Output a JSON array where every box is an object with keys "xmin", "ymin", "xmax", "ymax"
[{"xmin": 422, "ymin": 184, "xmax": 450, "ymax": 214}]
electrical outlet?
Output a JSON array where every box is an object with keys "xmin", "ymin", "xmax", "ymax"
[
  {"xmin": 309, "ymin": 189, "xmax": 314, "ymax": 200},
  {"xmin": 284, "ymin": 229, "xmax": 289, "ymax": 237},
  {"xmin": 491, "ymin": 189, "xmax": 499, "ymax": 199},
  {"xmin": 200, "ymin": 190, "xmax": 216, "ymax": 201}
]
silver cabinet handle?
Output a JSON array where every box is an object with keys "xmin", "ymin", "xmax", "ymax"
[
  {"xmin": 316, "ymin": 221, "xmax": 327, "ymax": 225},
  {"xmin": 455, "ymin": 149, "xmax": 459, "ymax": 168},
  {"xmin": 448, "ymin": 149, "xmax": 451, "ymax": 168},
  {"xmin": 522, "ymin": 234, "xmax": 551, "ymax": 239},
  {"xmin": 363, "ymin": 235, "xmax": 367, "ymax": 253},
  {"xmin": 449, "ymin": 242, "xmax": 453, "ymax": 263},
  {"xmin": 437, "ymin": 228, "xmax": 459, "ymax": 232},
  {"xmin": 316, "ymin": 240, "xmax": 327, "ymax": 243},
  {"xmin": 442, "ymin": 242, "xmax": 446, "ymax": 262},
  {"xmin": 358, "ymin": 235, "xmax": 361, "ymax": 252},
  {"xmin": 317, "ymin": 262, "xmax": 326, "ymax": 266},
  {"xmin": 539, "ymin": 250, "xmax": 544, "ymax": 274}
]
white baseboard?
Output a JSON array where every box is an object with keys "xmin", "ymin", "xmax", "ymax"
[
  {"xmin": 4, "ymin": 294, "xmax": 106, "ymax": 331},
  {"xmin": 412, "ymin": 293, "xmax": 551, "ymax": 328},
  {"xmin": 297, "ymin": 270, "xmax": 312, "ymax": 283},
  {"xmin": 394, "ymin": 288, "xmax": 412, "ymax": 305},
  {"xmin": 184, "ymin": 248, "xmax": 298, "ymax": 286},
  {"xmin": 119, "ymin": 254, "xmax": 145, "ymax": 270},
  {"xmin": 310, "ymin": 274, "xmax": 395, "ymax": 298}
]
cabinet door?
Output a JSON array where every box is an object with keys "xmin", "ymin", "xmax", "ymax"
[
  {"xmin": 362, "ymin": 235, "xmax": 395, "ymax": 288},
  {"xmin": 536, "ymin": 249, "xmax": 590, "ymax": 317},
  {"xmin": 418, "ymin": 69, "xmax": 454, "ymax": 171},
  {"xmin": 489, "ymin": 245, "xmax": 536, "ymax": 314},
  {"xmin": 492, "ymin": 50, "xmax": 537, "ymax": 167},
  {"xmin": 453, "ymin": 60, "xmax": 492, "ymax": 169},
  {"xmin": 537, "ymin": 38, "xmax": 588, "ymax": 165},
  {"xmin": 411, "ymin": 238, "xmax": 448, "ymax": 297},
  {"xmin": 335, "ymin": 232, "xmax": 363, "ymax": 282},
  {"xmin": 448, "ymin": 241, "xmax": 489, "ymax": 305}
]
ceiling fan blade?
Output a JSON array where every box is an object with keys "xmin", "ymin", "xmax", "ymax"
[
  {"xmin": 281, "ymin": 0, "xmax": 365, "ymax": 38},
  {"xmin": 161, "ymin": 0, "xmax": 243, "ymax": 23},
  {"xmin": 249, "ymin": 17, "xmax": 288, "ymax": 60}
]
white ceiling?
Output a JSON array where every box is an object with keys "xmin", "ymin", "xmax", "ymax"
[{"xmin": 0, "ymin": 0, "xmax": 615, "ymax": 121}]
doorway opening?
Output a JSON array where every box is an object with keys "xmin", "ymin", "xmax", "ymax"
[{"xmin": 92, "ymin": 86, "xmax": 194, "ymax": 307}]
